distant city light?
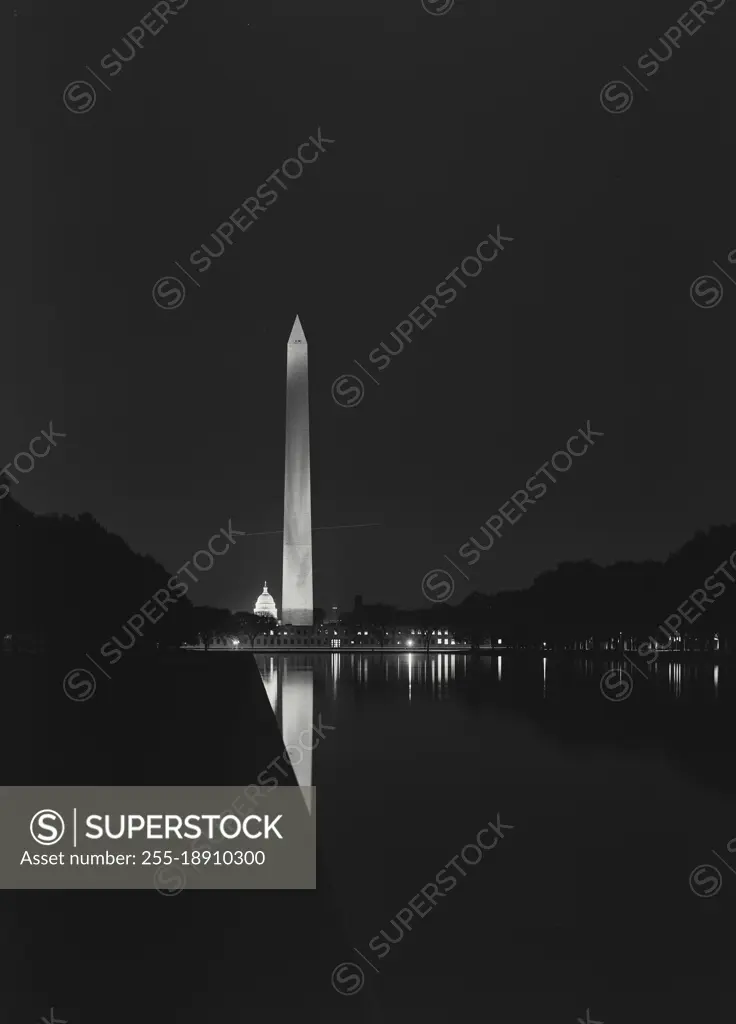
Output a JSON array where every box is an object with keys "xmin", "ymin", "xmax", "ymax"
[
  {"xmin": 407, "ymin": 639, "xmax": 414, "ymax": 646},
  {"xmin": 232, "ymin": 638, "xmax": 240, "ymax": 646}
]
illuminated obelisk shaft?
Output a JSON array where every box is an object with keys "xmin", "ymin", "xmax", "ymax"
[{"xmin": 281, "ymin": 315, "xmax": 313, "ymax": 625}]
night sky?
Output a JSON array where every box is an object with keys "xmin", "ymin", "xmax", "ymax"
[{"xmin": 11, "ymin": 0, "xmax": 736, "ymax": 614}]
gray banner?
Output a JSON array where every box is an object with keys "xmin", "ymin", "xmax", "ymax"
[{"xmin": 0, "ymin": 786, "xmax": 316, "ymax": 890}]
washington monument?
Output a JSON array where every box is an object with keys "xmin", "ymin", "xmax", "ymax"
[{"xmin": 281, "ymin": 314, "xmax": 313, "ymax": 625}]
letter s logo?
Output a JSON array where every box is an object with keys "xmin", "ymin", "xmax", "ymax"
[
  {"xmin": 331, "ymin": 962, "xmax": 365, "ymax": 996},
  {"xmin": 599, "ymin": 80, "xmax": 634, "ymax": 114},
  {"xmin": 690, "ymin": 275, "xmax": 724, "ymax": 309},
  {"xmin": 331, "ymin": 375, "xmax": 364, "ymax": 408},
  {"xmin": 421, "ymin": 569, "xmax": 455, "ymax": 603},
  {"xmin": 30, "ymin": 809, "xmax": 65, "ymax": 846}
]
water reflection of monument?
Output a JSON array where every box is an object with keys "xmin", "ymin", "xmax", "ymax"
[{"xmin": 255, "ymin": 656, "xmax": 314, "ymax": 812}]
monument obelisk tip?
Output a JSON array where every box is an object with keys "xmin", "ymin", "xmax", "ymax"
[{"xmin": 287, "ymin": 314, "xmax": 306, "ymax": 346}]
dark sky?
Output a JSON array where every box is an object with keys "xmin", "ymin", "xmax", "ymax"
[{"xmin": 11, "ymin": 0, "xmax": 736, "ymax": 613}]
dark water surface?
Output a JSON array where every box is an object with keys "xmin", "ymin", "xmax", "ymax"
[
  {"xmin": 257, "ymin": 652, "xmax": 736, "ymax": 1023},
  {"xmin": 1, "ymin": 653, "xmax": 363, "ymax": 1024}
]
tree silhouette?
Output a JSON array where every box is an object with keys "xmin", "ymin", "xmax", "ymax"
[{"xmin": 3, "ymin": 491, "xmax": 735, "ymax": 658}]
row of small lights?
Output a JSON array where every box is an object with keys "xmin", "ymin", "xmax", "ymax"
[{"xmin": 213, "ymin": 633, "xmax": 718, "ymax": 651}]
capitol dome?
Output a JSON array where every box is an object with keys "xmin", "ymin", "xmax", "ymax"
[{"xmin": 254, "ymin": 582, "xmax": 278, "ymax": 621}]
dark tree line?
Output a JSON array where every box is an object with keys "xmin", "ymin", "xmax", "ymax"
[
  {"xmin": 481, "ymin": 526, "xmax": 736, "ymax": 650},
  {"xmin": 3, "ymin": 491, "xmax": 736, "ymax": 655},
  {"xmin": 1, "ymin": 494, "xmax": 218, "ymax": 655},
  {"xmin": 346, "ymin": 526, "xmax": 736, "ymax": 652}
]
